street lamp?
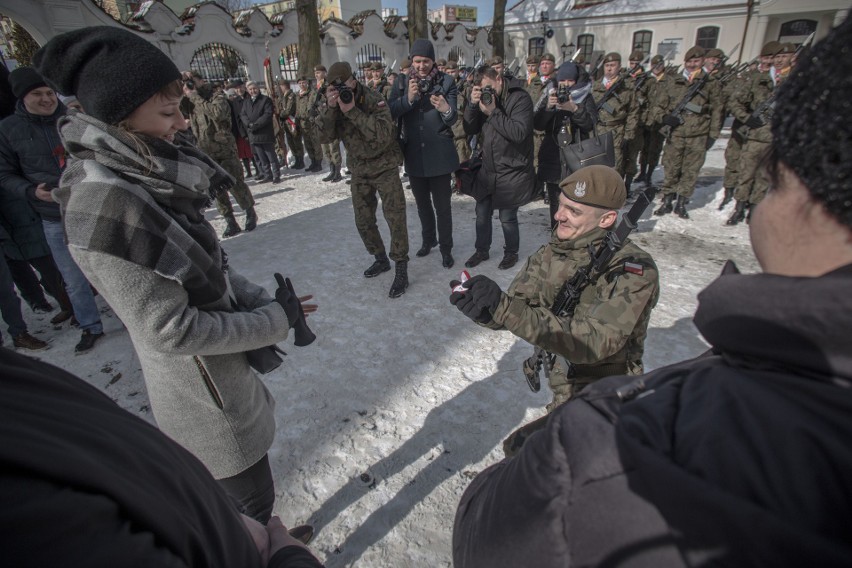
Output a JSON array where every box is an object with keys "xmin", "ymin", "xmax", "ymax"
[{"xmin": 540, "ymin": 10, "xmax": 552, "ymax": 42}]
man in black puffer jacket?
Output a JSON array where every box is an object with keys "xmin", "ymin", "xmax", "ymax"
[
  {"xmin": 453, "ymin": 15, "xmax": 852, "ymax": 568},
  {"xmin": 240, "ymin": 81, "xmax": 281, "ymax": 184},
  {"xmin": 463, "ymin": 64, "xmax": 535, "ymax": 271}
]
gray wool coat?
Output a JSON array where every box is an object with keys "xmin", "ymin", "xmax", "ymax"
[{"xmin": 71, "ymin": 249, "xmax": 290, "ymax": 479}]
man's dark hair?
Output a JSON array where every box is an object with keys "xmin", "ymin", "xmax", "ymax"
[
  {"xmin": 768, "ymin": 15, "xmax": 852, "ymax": 228},
  {"xmin": 473, "ymin": 65, "xmax": 500, "ymax": 86}
]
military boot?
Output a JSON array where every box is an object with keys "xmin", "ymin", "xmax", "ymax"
[
  {"xmin": 726, "ymin": 201, "xmax": 747, "ymax": 226},
  {"xmin": 718, "ymin": 187, "xmax": 734, "ymax": 210},
  {"xmin": 638, "ymin": 163, "xmax": 648, "ymax": 185},
  {"xmin": 653, "ymin": 193, "xmax": 675, "ymax": 216},
  {"xmin": 244, "ymin": 207, "xmax": 258, "ymax": 231},
  {"xmin": 329, "ymin": 165, "xmax": 343, "ymax": 183},
  {"xmin": 388, "ymin": 261, "xmax": 408, "ymax": 298},
  {"xmin": 674, "ymin": 195, "xmax": 689, "ymax": 219},
  {"xmin": 307, "ymin": 160, "xmax": 323, "ymax": 173},
  {"xmin": 364, "ymin": 253, "xmax": 391, "ymax": 278},
  {"xmin": 294, "ymin": 156, "xmax": 305, "ymax": 169},
  {"xmin": 321, "ymin": 164, "xmax": 337, "ymax": 182},
  {"xmin": 624, "ymin": 175, "xmax": 634, "ymax": 196},
  {"xmin": 222, "ymin": 214, "xmax": 242, "ymax": 238}
]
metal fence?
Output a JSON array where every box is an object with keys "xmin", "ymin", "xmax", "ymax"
[
  {"xmin": 448, "ymin": 46, "xmax": 466, "ymax": 66},
  {"xmin": 190, "ymin": 42, "xmax": 249, "ymax": 82},
  {"xmin": 355, "ymin": 43, "xmax": 387, "ymax": 80},
  {"xmin": 278, "ymin": 43, "xmax": 300, "ymax": 81}
]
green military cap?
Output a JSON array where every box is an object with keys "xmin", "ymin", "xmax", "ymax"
[
  {"xmin": 540, "ymin": 53, "xmax": 556, "ymax": 63},
  {"xmin": 704, "ymin": 47, "xmax": 724, "ymax": 59},
  {"xmin": 297, "ymin": 75, "xmax": 310, "ymax": 83},
  {"xmin": 326, "ymin": 61, "xmax": 352, "ymax": 85},
  {"xmin": 313, "ymin": 64, "xmax": 327, "ymax": 72},
  {"xmin": 445, "ymin": 60, "xmax": 458, "ymax": 70},
  {"xmin": 603, "ymin": 52, "xmax": 621, "ymax": 63},
  {"xmin": 575, "ymin": 55, "xmax": 586, "ymax": 64},
  {"xmin": 629, "ymin": 49, "xmax": 644, "ymax": 62},
  {"xmin": 436, "ymin": 58, "xmax": 447, "ymax": 66},
  {"xmin": 777, "ymin": 42, "xmax": 796, "ymax": 54},
  {"xmin": 526, "ymin": 55, "xmax": 540, "ymax": 65},
  {"xmin": 370, "ymin": 62, "xmax": 383, "ymax": 71},
  {"xmin": 559, "ymin": 165, "xmax": 626, "ymax": 209},
  {"xmin": 684, "ymin": 46, "xmax": 705, "ymax": 60},
  {"xmin": 488, "ymin": 55, "xmax": 503, "ymax": 66},
  {"xmin": 650, "ymin": 54, "xmax": 665, "ymax": 66},
  {"xmin": 760, "ymin": 41, "xmax": 781, "ymax": 56},
  {"xmin": 400, "ymin": 57, "xmax": 411, "ymax": 69}
]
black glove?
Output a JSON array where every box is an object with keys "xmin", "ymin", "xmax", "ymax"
[
  {"xmin": 744, "ymin": 115, "xmax": 765, "ymax": 129},
  {"xmin": 451, "ymin": 275, "xmax": 501, "ymax": 324},
  {"xmin": 706, "ymin": 137, "xmax": 717, "ymax": 150},
  {"xmin": 273, "ymin": 272, "xmax": 300, "ymax": 327},
  {"xmin": 662, "ymin": 114, "xmax": 681, "ymax": 128}
]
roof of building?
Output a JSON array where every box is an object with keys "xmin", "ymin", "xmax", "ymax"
[{"xmin": 504, "ymin": 0, "xmax": 747, "ymax": 25}]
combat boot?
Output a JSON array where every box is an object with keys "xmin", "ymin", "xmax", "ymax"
[
  {"xmin": 653, "ymin": 193, "xmax": 675, "ymax": 216},
  {"xmin": 718, "ymin": 187, "xmax": 734, "ymax": 210},
  {"xmin": 308, "ymin": 160, "xmax": 323, "ymax": 173},
  {"xmin": 329, "ymin": 165, "xmax": 343, "ymax": 183},
  {"xmin": 388, "ymin": 261, "xmax": 408, "ymax": 298},
  {"xmin": 624, "ymin": 175, "xmax": 634, "ymax": 196},
  {"xmin": 674, "ymin": 195, "xmax": 689, "ymax": 219},
  {"xmin": 244, "ymin": 207, "xmax": 258, "ymax": 231},
  {"xmin": 294, "ymin": 156, "xmax": 305, "ymax": 169},
  {"xmin": 726, "ymin": 201, "xmax": 747, "ymax": 226},
  {"xmin": 321, "ymin": 164, "xmax": 337, "ymax": 182},
  {"xmin": 222, "ymin": 214, "xmax": 242, "ymax": 238},
  {"xmin": 364, "ymin": 253, "xmax": 391, "ymax": 278},
  {"xmin": 638, "ymin": 163, "xmax": 648, "ymax": 185}
]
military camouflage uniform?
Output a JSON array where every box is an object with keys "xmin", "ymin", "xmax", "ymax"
[
  {"xmin": 186, "ymin": 87, "xmax": 254, "ymax": 216},
  {"xmin": 592, "ymin": 76, "xmax": 639, "ymax": 175},
  {"xmin": 639, "ymin": 71, "xmax": 670, "ymax": 183},
  {"xmin": 525, "ymin": 73, "xmax": 546, "ymax": 171},
  {"xmin": 275, "ymin": 89, "xmax": 303, "ymax": 164},
  {"xmin": 315, "ymin": 79, "xmax": 343, "ymax": 168},
  {"xmin": 453, "ymin": 77, "xmax": 471, "ymax": 162},
  {"xmin": 485, "ymin": 226, "xmax": 658, "ymax": 408},
  {"xmin": 623, "ymin": 68, "xmax": 652, "ymax": 183},
  {"xmin": 656, "ymin": 70, "xmax": 723, "ymax": 198},
  {"xmin": 721, "ymin": 70, "xmax": 749, "ymax": 193},
  {"xmin": 295, "ymin": 86, "xmax": 322, "ymax": 165},
  {"xmin": 316, "ymin": 82, "xmax": 409, "ymax": 262}
]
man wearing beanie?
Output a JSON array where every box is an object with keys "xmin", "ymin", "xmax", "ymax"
[
  {"xmin": 592, "ymin": 52, "xmax": 639, "ymax": 179},
  {"xmin": 450, "ymin": 165, "xmax": 658, "ymax": 453},
  {"xmin": 653, "ymin": 45, "xmax": 722, "ymax": 219},
  {"xmin": 455, "ymin": 18, "xmax": 852, "ymax": 567},
  {"xmin": 0, "ymin": 67, "xmax": 106, "ymax": 353},
  {"xmin": 317, "ymin": 61, "xmax": 411, "ymax": 298}
]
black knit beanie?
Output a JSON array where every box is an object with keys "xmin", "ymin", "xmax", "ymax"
[
  {"xmin": 771, "ymin": 15, "xmax": 852, "ymax": 228},
  {"xmin": 410, "ymin": 39, "xmax": 435, "ymax": 61},
  {"xmin": 556, "ymin": 62, "xmax": 579, "ymax": 82},
  {"xmin": 33, "ymin": 26, "xmax": 181, "ymax": 125},
  {"xmin": 9, "ymin": 67, "xmax": 47, "ymax": 99}
]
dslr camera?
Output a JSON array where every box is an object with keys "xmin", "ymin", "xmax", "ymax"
[
  {"xmin": 183, "ymin": 79, "xmax": 196, "ymax": 90},
  {"xmin": 480, "ymin": 86, "xmax": 496, "ymax": 106},
  {"xmin": 556, "ymin": 84, "xmax": 570, "ymax": 104},
  {"xmin": 335, "ymin": 84, "xmax": 354, "ymax": 104}
]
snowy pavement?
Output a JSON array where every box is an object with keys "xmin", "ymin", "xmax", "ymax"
[{"xmin": 17, "ymin": 134, "xmax": 759, "ymax": 567}]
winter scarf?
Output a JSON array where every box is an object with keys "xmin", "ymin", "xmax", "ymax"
[{"xmin": 54, "ymin": 111, "xmax": 234, "ymax": 307}]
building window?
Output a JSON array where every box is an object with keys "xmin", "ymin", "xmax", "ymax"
[
  {"xmin": 695, "ymin": 26, "xmax": 719, "ymax": 49},
  {"xmin": 577, "ymin": 34, "xmax": 594, "ymax": 61},
  {"xmin": 632, "ymin": 30, "xmax": 652, "ymax": 56},
  {"xmin": 528, "ymin": 37, "xmax": 545, "ymax": 58},
  {"xmin": 779, "ymin": 19, "xmax": 817, "ymax": 43}
]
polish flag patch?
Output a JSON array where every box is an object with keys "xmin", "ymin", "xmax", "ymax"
[
  {"xmin": 624, "ymin": 262, "xmax": 644, "ymax": 275},
  {"xmin": 377, "ymin": 100, "xmax": 386, "ymax": 107}
]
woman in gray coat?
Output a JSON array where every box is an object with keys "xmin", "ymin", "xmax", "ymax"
[{"xmin": 34, "ymin": 27, "xmax": 315, "ymax": 527}]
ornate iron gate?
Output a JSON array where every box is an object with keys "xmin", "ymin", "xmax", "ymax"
[
  {"xmin": 448, "ymin": 46, "xmax": 466, "ymax": 66},
  {"xmin": 355, "ymin": 43, "xmax": 387, "ymax": 80},
  {"xmin": 278, "ymin": 43, "xmax": 300, "ymax": 81},
  {"xmin": 190, "ymin": 42, "xmax": 249, "ymax": 82}
]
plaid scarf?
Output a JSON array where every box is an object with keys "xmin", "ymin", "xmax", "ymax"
[{"xmin": 54, "ymin": 112, "xmax": 235, "ymax": 307}]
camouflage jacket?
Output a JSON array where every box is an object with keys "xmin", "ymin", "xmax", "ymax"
[
  {"xmin": 186, "ymin": 87, "xmax": 237, "ymax": 159},
  {"xmin": 626, "ymin": 68, "xmax": 653, "ymax": 126},
  {"xmin": 525, "ymin": 74, "xmax": 545, "ymax": 105},
  {"xmin": 592, "ymin": 76, "xmax": 639, "ymax": 139},
  {"xmin": 485, "ymin": 226, "xmax": 659, "ymax": 380},
  {"xmin": 644, "ymin": 73, "xmax": 671, "ymax": 126},
  {"xmin": 276, "ymin": 90, "xmax": 297, "ymax": 118},
  {"xmin": 654, "ymin": 69, "xmax": 723, "ymax": 139},
  {"xmin": 728, "ymin": 69, "xmax": 774, "ymax": 143},
  {"xmin": 295, "ymin": 87, "xmax": 320, "ymax": 123},
  {"xmin": 452, "ymin": 78, "xmax": 468, "ymax": 140},
  {"xmin": 316, "ymin": 81, "xmax": 403, "ymax": 177}
]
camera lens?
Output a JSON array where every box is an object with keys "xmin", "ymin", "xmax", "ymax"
[
  {"xmin": 418, "ymin": 78, "xmax": 432, "ymax": 93},
  {"xmin": 339, "ymin": 88, "xmax": 353, "ymax": 104}
]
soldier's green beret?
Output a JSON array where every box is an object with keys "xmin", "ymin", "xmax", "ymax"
[
  {"xmin": 370, "ymin": 62, "xmax": 383, "ymax": 71},
  {"xmin": 526, "ymin": 55, "xmax": 540, "ymax": 65},
  {"xmin": 445, "ymin": 60, "xmax": 458, "ymax": 70},
  {"xmin": 603, "ymin": 52, "xmax": 621, "ymax": 63},
  {"xmin": 297, "ymin": 75, "xmax": 310, "ymax": 83},
  {"xmin": 629, "ymin": 49, "xmax": 644, "ymax": 62},
  {"xmin": 705, "ymin": 48, "xmax": 724, "ymax": 59},
  {"xmin": 436, "ymin": 58, "xmax": 447, "ymax": 66},
  {"xmin": 488, "ymin": 55, "xmax": 504, "ymax": 65},
  {"xmin": 540, "ymin": 53, "xmax": 556, "ymax": 63},
  {"xmin": 313, "ymin": 64, "xmax": 327, "ymax": 72},
  {"xmin": 559, "ymin": 165, "xmax": 626, "ymax": 210},
  {"xmin": 651, "ymin": 55, "xmax": 665, "ymax": 66},
  {"xmin": 684, "ymin": 46, "xmax": 705, "ymax": 60},
  {"xmin": 326, "ymin": 61, "xmax": 353, "ymax": 85},
  {"xmin": 760, "ymin": 41, "xmax": 781, "ymax": 56},
  {"xmin": 575, "ymin": 55, "xmax": 586, "ymax": 64},
  {"xmin": 400, "ymin": 58, "xmax": 411, "ymax": 69},
  {"xmin": 777, "ymin": 42, "xmax": 796, "ymax": 54}
]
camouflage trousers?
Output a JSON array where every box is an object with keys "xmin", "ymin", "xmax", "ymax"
[
  {"xmin": 599, "ymin": 122, "xmax": 627, "ymax": 175},
  {"xmin": 322, "ymin": 139, "xmax": 342, "ymax": 167},
  {"xmin": 532, "ymin": 130, "xmax": 544, "ymax": 170},
  {"xmin": 723, "ymin": 121, "xmax": 745, "ymax": 189},
  {"xmin": 301, "ymin": 125, "xmax": 322, "ymax": 163},
  {"xmin": 624, "ymin": 127, "xmax": 644, "ymax": 179},
  {"xmin": 734, "ymin": 138, "xmax": 771, "ymax": 204},
  {"xmin": 639, "ymin": 124, "xmax": 665, "ymax": 179},
  {"xmin": 350, "ymin": 168, "xmax": 409, "ymax": 263},
  {"xmin": 661, "ymin": 134, "xmax": 709, "ymax": 198},
  {"xmin": 285, "ymin": 126, "xmax": 304, "ymax": 164},
  {"xmin": 212, "ymin": 153, "xmax": 255, "ymax": 216},
  {"xmin": 454, "ymin": 137, "xmax": 471, "ymax": 163}
]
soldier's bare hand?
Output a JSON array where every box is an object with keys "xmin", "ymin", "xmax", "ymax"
[
  {"xmin": 339, "ymin": 97, "xmax": 355, "ymax": 113},
  {"xmin": 325, "ymin": 86, "xmax": 339, "ymax": 108},
  {"xmin": 470, "ymin": 85, "xmax": 482, "ymax": 105},
  {"xmin": 547, "ymin": 93, "xmax": 558, "ymax": 109},
  {"xmin": 479, "ymin": 97, "xmax": 496, "ymax": 116}
]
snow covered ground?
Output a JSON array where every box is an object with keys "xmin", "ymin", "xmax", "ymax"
[{"xmin": 17, "ymin": 133, "xmax": 758, "ymax": 567}]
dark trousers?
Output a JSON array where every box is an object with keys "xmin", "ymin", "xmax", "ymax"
[
  {"xmin": 0, "ymin": 254, "xmax": 27, "ymax": 339},
  {"xmin": 217, "ymin": 453, "xmax": 275, "ymax": 523},
  {"xmin": 5, "ymin": 254, "xmax": 72, "ymax": 312},
  {"xmin": 252, "ymin": 143, "xmax": 281, "ymax": 181},
  {"xmin": 546, "ymin": 182, "xmax": 561, "ymax": 230},
  {"xmin": 474, "ymin": 195, "xmax": 519, "ymax": 255},
  {"xmin": 409, "ymin": 174, "xmax": 453, "ymax": 253}
]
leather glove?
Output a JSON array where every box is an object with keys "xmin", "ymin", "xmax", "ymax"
[
  {"xmin": 661, "ymin": 114, "xmax": 681, "ymax": 128},
  {"xmin": 744, "ymin": 115, "xmax": 764, "ymax": 129},
  {"xmin": 706, "ymin": 137, "xmax": 716, "ymax": 150},
  {"xmin": 451, "ymin": 275, "xmax": 502, "ymax": 324},
  {"xmin": 273, "ymin": 272, "xmax": 300, "ymax": 327}
]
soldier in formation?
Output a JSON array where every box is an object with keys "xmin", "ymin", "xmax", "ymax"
[
  {"xmin": 313, "ymin": 65, "xmax": 344, "ymax": 183},
  {"xmin": 295, "ymin": 75, "xmax": 323, "ymax": 172},
  {"xmin": 637, "ymin": 55, "xmax": 668, "ymax": 185},
  {"xmin": 275, "ymin": 79, "xmax": 305, "ymax": 170},
  {"xmin": 592, "ymin": 52, "xmax": 639, "ymax": 178}
]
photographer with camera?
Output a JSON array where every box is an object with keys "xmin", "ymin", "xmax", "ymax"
[
  {"xmin": 389, "ymin": 39, "xmax": 459, "ymax": 268},
  {"xmin": 317, "ymin": 62, "xmax": 411, "ymax": 299},
  {"xmin": 462, "ymin": 64, "xmax": 535, "ymax": 270},
  {"xmin": 534, "ymin": 62, "xmax": 597, "ymax": 228}
]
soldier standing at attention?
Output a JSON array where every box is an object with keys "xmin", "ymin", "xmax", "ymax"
[
  {"xmin": 653, "ymin": 46, "xmax": 723, "ymax": 219},
  {"xmin": 317, "ymin": 62, "xmax": 410, "ymax": 298},
  {"xmin": 450, "ymin": 166, "xmax": 658, "ymax": 454},
  {"xmin": 592, "ymin": 52, "xmax": 638, "ymax": 177},
  {"xmin": 275, "ymin": 79, "xmax": 305, "ymax": 170},
  {"xmin": 182, "ymin": 70, "xmax": 257, "ymax": 238},
  {"xmin": 526, "ymin": 54, "xmax": 546, "ymax": 202},
  {"xmin": 726, "ymin": 42, "xmax": 793, "ymax": 225},
  {"xmin": 622, "ymin": 49, "xmax": 649, "ymax": 193},
  {"xmin": 295, "ymin": 75, "xmax": 323, "ymax": 172},
  {"xmin": 314, "ymin": 65, "xmax": 344, "ymax": 183},
  {"xmin": 637, "ymin": 55, "xmax": 668, "ymax": 185}
]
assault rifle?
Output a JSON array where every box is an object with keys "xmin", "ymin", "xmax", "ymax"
[
  {"xmin": 658, "ymin": 69, "xmax": 712, "ymax": 138},
  {"xmin": 522, "ymin": 184, "xmax": 658, "ymax": 392},
  {"xmin": 588, "ymin": 53, "xmax": 606, "ymax": 81},
  {"xmin": 596, "ymin": 73, "xmax": 625, "ymax": 114}
]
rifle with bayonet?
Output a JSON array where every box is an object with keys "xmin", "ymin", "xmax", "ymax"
[
  {"xmin": 533, "ymin": 49, "xmax": 584, "ymax": 112},
  {"xmin": 522, "ymin": 184, "xmax": 658, "ymax": 392},
  {"xmin": 658, "ymin": 68, "xmax": 713, "ymax": 139}
]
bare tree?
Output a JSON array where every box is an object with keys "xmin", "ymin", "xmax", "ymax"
[
  {"xmin": 490, "ymin": 0, "xmax": 507, "ymax": 58},
  {"xmin": 10, "ymin": 22, "xmax": 40, "ymax": 67},
  {"xmin": 407, "ymin": 0, "xmax": 428, "ymax": 49},
  {"xmin": 296, "ymin": 0, "xmax": 321, "ymax": 76}
]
